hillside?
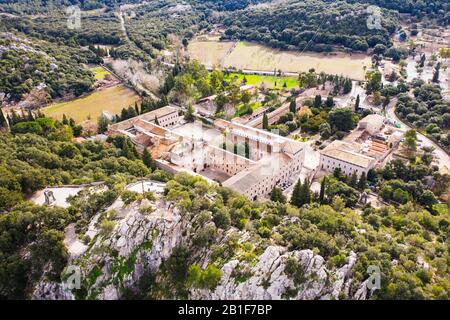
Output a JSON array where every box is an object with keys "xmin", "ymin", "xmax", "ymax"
[
  {"xmin": 28, "ymin": 171, "xmax": 450, "ymax": 300},
  {"xmin": 0, "ymin": 32, "xmax": 98, "ymax": 105},
  {"xmin": 221, "ymin": 0, "xmax": 399, "ymax": 52}
]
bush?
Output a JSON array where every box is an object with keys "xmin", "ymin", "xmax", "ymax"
[
  {"xmin": 187, "ymin": 264, "xmax": 222, "ymax": 290},
  {"xmin": 121, "ymin": 190, "xmax": 141, "ymax": 205},
  {"xmin": 213, "ymin": 209, "xmax": 231, "ymax": 230},
  {"xmin": 284, "ymin": 258, "xmax": 306, "ymax": 286},
  {"xmin": 99, "ymin": 219, "xmax": 116, "ymax": 236}
]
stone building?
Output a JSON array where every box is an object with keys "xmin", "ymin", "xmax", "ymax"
[
  {"xmin": 108, "ymin": 109, "xmax": 306, "ymax": 200},
  {"xmin": 319, "ymin": 140, "xmax": 376, "ymax": 177},
  {"xmin": 358, "ymin": 114, "xmax": 385, "ymax": 135}
]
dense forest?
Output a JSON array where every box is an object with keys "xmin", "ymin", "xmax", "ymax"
[
  {"xmin": 396, "ymin": 82, "xmax": 450, "ymax": 150},
  {"xmin": 352, "ymin": 0, "xmax": 449, "ymax": 20},
  {"xmin": 0, "ymin": 33, "xmax": 97, "ymax": 103},
  {"xmin": 0, "ymin": 0, "xmax": 139, "ymax": 13},
  {"xmin": 1, "ymin": 13, "xmax": 123, "ymax": 46},
  {"xmin": 0, "ymin": 114, "xmax": 165, "ymax": 298},
  {"xmin": 221, "ymin": 0, "xmax": 399, "ymax": 52}
]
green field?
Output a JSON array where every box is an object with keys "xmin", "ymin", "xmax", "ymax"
[
  {"xmin": 90, "ymin": 66, "xmax": 111, "ymax": 80},
  {"xmin": 43, "ymin": 85, "xmax": 140, "ymax": 122},
  {"xmin": 225, "ymin": 73, "xmax": 299, "ymax": 89}
]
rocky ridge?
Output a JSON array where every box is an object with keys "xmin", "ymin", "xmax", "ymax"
[{"xmin": 33, "ymin": 192, "xmax": 371, "ymax": 300}]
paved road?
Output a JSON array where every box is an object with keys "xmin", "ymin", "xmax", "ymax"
[{"xmin": 385, "ymin": 98, "xmax": 450, "ymax": 172}]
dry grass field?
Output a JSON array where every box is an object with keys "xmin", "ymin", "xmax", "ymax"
[
  {"xmin": 188, "ymin": 40, "xmax": 371, "ymax": 80},
  {"xmin": 225, "ymin": 42, "xmax": 371, "ymax": 80},
  {"xmin": 43, "ymin": 85, "xmax": 140, "ymax": 122},
  {"xmin": 187, "ymin": 40, "xmax": 235, "ymax": 68}
]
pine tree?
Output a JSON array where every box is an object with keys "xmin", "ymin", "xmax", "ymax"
[
  {"xmin": 62, "ymin": 114, "xmax": 69, "ymax": 125},
  {"xmin": 120, "ymin": 107, "xmax": 128, "ymax": 121},
  {"xmin": 358, "ymin": 172, "xmax": 367, "ymax": 190},
  {"xmin": 367, "ymin": 169, "xmax": 378, "ymax": 184},
  {"xmin": 290, "ymin": 179, "xmax": 302, "ymax": 207},
  {"xmin": 69, "ymin": 118, "xmax": 76, "ymax": 128},
  {"xmin": 432, "ymin": 65, "xmax": 440, "ymax": 83},
  {"xmin": 122, "ymin": 139, "xmax": 138, "ymax": 160},
  {"xmin": 299, "ymin": 178, "xmax": 311, "ymax": 206},
  {"xmin": 0, "ymin": 107, "xmax": 7, "ymax": 129},
  {"xmin": 313, "ymin": 95, "xmax": 322, "ymax": 108},
  {"xmin": 349, "ymin": 172, "xmax": 358, "ymax": 188},
  {"xmin": 142, "ymin": 148, "xmax": 155, "ymax": 170},
  {"xmin": 135, "ymin": 102, "xmax": 140, "ymax": 115},
  {"xmin": 97, "ymin": 115, "xmax": 111, "ymax": 134},
  {"xmin": 27, "ymin": 109, "xmax": 34, "ymax": 121},
  {"xmin": 343, "ymin": 78, "xmax": 352, "ymax": 94},
  {"xmin": 355, "ymin": 94, "xmax": 360, "ymax": 111},
  {"xmin": 319, "ymin": 177, "xmax": 326, "ymax": 204},
  {"xmin": 388, "ymin": 71, "xmax": 397, "ymax": 82},
  {"xmin": 289, "ymin": 100, "xmax": 297, "ymax": 113},
  {"xmin": 128, "ymin": 106, "xmax": 137, "ymax": 118},
  {"xmin": 270, "ymin": 187, "xmax": 286, "ymax": 203},
  {"xmin": 185, "ymin": 104, "xmax": 195, "ymax": 122},
  {"xmin": 262, "ymin": 113, "xmax": 269, "ymax": 130},
  {"xmin": 419, "ymin": 54, "xmax": 426, "ymax": 68},
  {"xmin": 325, "ymin": 96, "xmax": 334, "ymax": 109}
]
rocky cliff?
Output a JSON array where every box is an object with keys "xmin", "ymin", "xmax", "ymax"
[{"xmin": 32, "ymin": 187, "xmax": 372, "ymax": 300}]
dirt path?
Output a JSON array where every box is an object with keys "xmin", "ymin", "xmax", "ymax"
[
  {"xmin": 116, "ymin": 11, "xmax": 130, "ymax": 43},
  {"xmin": 219, "ymin": 41, "xmax": 238, "ymax": 68}
]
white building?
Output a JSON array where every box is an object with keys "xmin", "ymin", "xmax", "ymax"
[
  {"xmin": 358, "ymin": 114, "xmax": 385, "ymax": 135},
  {"xmin": 109, "ymin": 109, "xmax": 306, "ymax": 201},
  {"xmin": 140, "ymin": 105, "xmax": 181, "ymax": 128},
  {"xmin": 319, "ymin": 140, "xmax": 376, "ymax": 177},
  {"xmin": 219, "ymin": 120, "xmax": 305, "ymax": 200},
  {"xmin": 223, "ymin": 148, "xmax": 303, "ymax": 201}
]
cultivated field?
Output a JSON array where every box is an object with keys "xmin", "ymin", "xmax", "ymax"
[
  {"xmin": 188, "ymin": 40, "xmax": 371, "ymax": 80},
  {"xmin": 43, "ymin": 85, "xmax": 140, "ymax": 122},
  {"xmin": 90, "ymin": 66, "xmax": 111, "ymax": 80}
]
